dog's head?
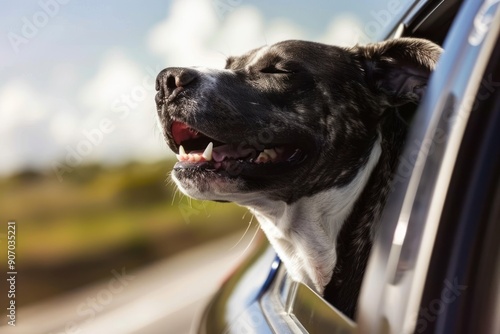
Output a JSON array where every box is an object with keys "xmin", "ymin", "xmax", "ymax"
[{"xmin": 155, "ymin": 38, "xmax": 441, "ymax": 206}]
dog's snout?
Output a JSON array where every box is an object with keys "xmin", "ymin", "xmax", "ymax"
[{"xmin": 156, "ymin": 68, "xmax": 198, "ymax": 103}]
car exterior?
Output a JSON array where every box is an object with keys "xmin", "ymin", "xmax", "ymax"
[{"xmin": 197, "ymin": 0, "xmax": 500, "ymax": 333}]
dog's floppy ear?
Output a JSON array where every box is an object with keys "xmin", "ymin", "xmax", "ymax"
[{"xmin": 354, "ymin": 38, "xmax": 442, "ymax": 107}]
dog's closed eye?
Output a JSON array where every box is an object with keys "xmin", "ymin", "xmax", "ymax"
[{"xmin": 259, "ymin": 65, "xmax": 293, "ymax": 74}]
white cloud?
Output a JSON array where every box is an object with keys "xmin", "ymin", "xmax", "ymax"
[
  {"xmin": 0, "ymin": 49, "xmax": 165, "ymax": 176},
  {"xmin": 212, "ymin": 6, "xmax": 266, "ymax": 56},
  {"xmin": 146, "ymin": 0, "xmax": 366, "ymax": 70},
  {"xmin": 211, "ymin": 7, "xmax": 306, "ymax": 56},
  {"xmin": 75, "ymin": 48, "xmax": 166, "ymax": 165},
  {"xmin": 147, "ymin": 0, "xmax": 308, "ymax": 67},
  {"xmin": 265, "ymin": 18, "xmax": 307, "ymax": 44},
  {"xmin": 49, "ymin": 102, "xmax": 79, "ymax": 146},
  {"xmin": 147, "ymin": 0, "xmax": 221, "ymax": 67},
  {"xmin": 318, "ymin": 15, "xmax": 364, "ymax": 47},
  {"xmin": 0, "ymin": 80, "xmax": 47, "ymax": 133},
  {"xmin": 79, "ymin": 49, "xmax": 145, "ymax": 118},
  {"xmin": 0, "ymin": 80, "xmax": 64, "ymax": 174}
]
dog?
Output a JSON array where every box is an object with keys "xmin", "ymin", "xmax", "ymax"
[{"xmin": 154, "ymin": 38, "xmax": 442, "ymax": 318}]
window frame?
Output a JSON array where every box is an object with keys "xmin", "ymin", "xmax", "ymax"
[{"xmin": 357, "ymin": 0, "xmax": 500, "ymax": 333}]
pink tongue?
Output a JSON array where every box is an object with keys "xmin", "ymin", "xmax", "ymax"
[{"xmin": 171, "ymin": 121, "xmax": 202, "ymax": 145}]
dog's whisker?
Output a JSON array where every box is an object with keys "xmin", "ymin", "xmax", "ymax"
[
  {"xmin": 235, "ymin": 223, "xmax": 260, "ymax": 260},
  {"xmin": 230, "ymin": 214, "xmax": 254, "ymax": 250},
  {"xmin": 178, "ymin": 191, "xmax": 186, "ymax": 205},
  {"xmin": 201, "ymin": 201, "xmax": 210, "ymax": 217},
  {"xmin": 171, "ymin": 188, "xmax": 178, "ymax": 206}
]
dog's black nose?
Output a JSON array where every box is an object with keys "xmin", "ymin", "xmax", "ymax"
[{"xmin": 156, "ymin": 67, "xmax": 198, "ymax": 102}]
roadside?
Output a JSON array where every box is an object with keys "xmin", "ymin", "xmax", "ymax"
[
  {"xmin": 0, "ymin": 161, "xmax": 247, "ymax": 308},
  {"xmin": 1, "ymin": 229, "xmax": 260, "ymax": 334}
]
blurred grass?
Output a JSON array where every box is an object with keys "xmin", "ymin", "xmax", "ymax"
[{"xmin": 0, "ymin": 160, "xmax": 248, "ymax": 307}]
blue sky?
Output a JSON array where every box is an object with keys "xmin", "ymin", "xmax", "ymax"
[{"xmin": 0, "ymin": 0, "xmax": 402, "ymax": 178}]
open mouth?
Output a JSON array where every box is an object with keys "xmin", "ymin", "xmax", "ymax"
[{"xmin": 170, "ymin": 121, "xmax": 308, "ymax": 176}]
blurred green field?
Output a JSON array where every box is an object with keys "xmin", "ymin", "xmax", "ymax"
[{"xmin": 0, "ymin": 160, "xmax": 248, "ymax": 307}]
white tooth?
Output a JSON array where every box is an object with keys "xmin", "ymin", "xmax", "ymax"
[
  {"xmin": 179, "ymin": 145, "xmax": 186, "ymax": 155},
  {"xmin": 176, "ymin": 154, "xmax": 181, "ymax": 161},
  {"xmin": 263, "ymin": 148, "xmax": 277, "ymax": 159},
  {"xmin": 202, "ymin": 142, "xmax": 213, "ymax": 161},
  {"xmin": 194, "ymin": 154, "xmax": 201, "ymax": 162},
  {"xmin": 256, "ymin": 152, "xmax": 270, "ymax": 163}
]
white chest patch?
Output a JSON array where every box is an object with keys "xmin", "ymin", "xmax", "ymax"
[{"xmin": 249, "ymin": 138, "xmax": 382, "ymax": 294}]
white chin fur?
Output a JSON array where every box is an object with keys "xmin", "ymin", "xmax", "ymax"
[{"xmin": 172, "ymin": 172, "xmax": 249, "ymax": 202}]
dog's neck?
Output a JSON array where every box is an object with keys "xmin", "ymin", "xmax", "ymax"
[{"xmin": 244, "ymin": 136, "xmax": 383, "ymax": 293}]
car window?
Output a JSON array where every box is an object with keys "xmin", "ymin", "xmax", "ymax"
[
  {"xmin": 417, "ymin": 34, "xmax": 500, "ymax": 334},
  {"xmin": 357, "ymin": 0, "xmax": 500, "ymax": 333},
  {"xmin": 262, "ymin": 267, "xmax": 357, "ymax": 334}
]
